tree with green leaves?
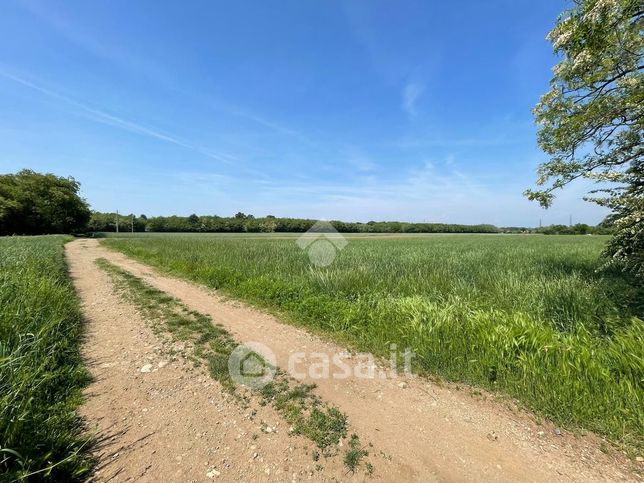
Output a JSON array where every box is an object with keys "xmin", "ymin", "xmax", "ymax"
[
  {"xmin": 526, "ymin": 0, "xmax": 643, "ymax": 278},
  {"xmin": 0, "ymin": 169, "xmax": 91, "ymax": 235}
]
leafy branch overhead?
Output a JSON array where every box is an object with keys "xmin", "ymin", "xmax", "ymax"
[{"xmin": 527, "ymin": 0, "xmax": 643, "ymax": 277}]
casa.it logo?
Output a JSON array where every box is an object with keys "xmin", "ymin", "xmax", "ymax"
[
  {"xmin": 228, "ymin": 341, "xmax": 277, "ymax": 389},
  {"xmin": 296, "ymin": 220, "xmax": 348, "ymax": 267}
]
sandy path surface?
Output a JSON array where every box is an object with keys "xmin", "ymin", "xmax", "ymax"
[
  {"xmin": 67, "ymin": 240, "xmax": 352, "ymax": 482},
  {"xmin": 67, "ymin": 239, "xmax": 639, "ymax": 482}
]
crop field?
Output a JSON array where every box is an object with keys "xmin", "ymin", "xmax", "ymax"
[
  {"xmin": 101, "ymin": 233, "xmax": 643, "ymax": 450},
  {"xmin": 0, "ymin": 236, "xmax": 92, "ymax": 480}
]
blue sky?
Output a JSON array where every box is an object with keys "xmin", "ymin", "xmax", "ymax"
[{"xmin": 0, "ymin": 0, "xmax": 608, "ymax": 226}]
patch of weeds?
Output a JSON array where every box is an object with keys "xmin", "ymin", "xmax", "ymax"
[
  {"xmin": 260, "ymin": 379, "xmax": 347, "ymax": 454},
  {"xmin": 344, "ymin": 434, "xmax": 369, "ymax": 474},
  {"xmin": 208, "ymin": 353, "xmax": 235, "ymax": 392},
  {"xmin": 299, "ymin": 406, "xmax": 347, "ymax": 451}
]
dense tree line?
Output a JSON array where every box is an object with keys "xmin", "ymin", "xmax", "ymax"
[
  {"xmin": 88, "ymin": 211, "xmax": 613, "ymax": 235},
  {"xmin": 500, "ymin": 222, "xmax": 615, "ymax": 235},
  {"xmin": 537, "ymin": 224, "xmax": 613, "ymax": 236},
  {"xmin": 87, "ymin": 211, "xmax": 502, "ymax": 234}
]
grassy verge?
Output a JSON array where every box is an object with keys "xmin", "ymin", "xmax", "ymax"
[
  {"xmin": 96, "ymin": 258, "xmax": 371, "ymax": 473},
  {"xmin": 101, "ymin": 235, "xmax": 644, "ymax": 452},
  {"xmin": 0, "ymin": 236, "xmax": 92, "ymax": 481}
]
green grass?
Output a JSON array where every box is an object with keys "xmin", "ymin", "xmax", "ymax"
[
  {"xmin": 0, "ymin": 236, "xmax": 92, "ymax": 481},
  {"xmin": 101, "ymin": 234, "xmax": 644, "ymax": 450},
  {"xmin": 259, "ymin": 379, "xmax": 348, "ymax": 454},
  {"xmin": 343, "ymin": 434, "xmax": 369, "ymax": 474}
]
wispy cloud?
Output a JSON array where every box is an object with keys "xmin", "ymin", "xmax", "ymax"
[
  {"xmin": 402, "ymin": 82, "xmax": 424, "ymax": 117},
  {"xmin": 390, "ymin": 116, "xmax": 536, "ymax": 150},
  {"xmin": 344, "ymin": 147, "xmax": 378, "ymax": 173},
  {"xmin": 228, "ymin": 106, "xmax": 301, "ymax": 138},
  {"xmin": 0, "ymin": 70, "xmax": 236, "ymax": 164},
  {"xmin": 246, "ymin": 158, "xmax": 551, "ymax": 225},
  {"xmin": 260, "ymin": 157, "xmax": 491, "ymax": 202}
]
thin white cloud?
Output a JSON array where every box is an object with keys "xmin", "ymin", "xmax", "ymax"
[
  {"xmin": 348, "ymin": 155, "xmax": 377, "ymax": 172},
  {"xmin": 249, "ymin": 167, "xmax": 606, "ymax": 226},
  {"xmin": 0, "ymin": 70, "xmax": 235, "ymax": 164},
  {"xmin": 237, "ymin": 153, "xmax": 609, "ymax": 226},
  {"xmin": 344, "ymin": 147, "xmax": 378, "ymax": 172},
  {"xmin": 402, "ymin": 82, "xmax": 424, "ymax": 117},
  {"xmin": 228, "ymin": 107, "xmax": 301, "ymax": 138}
]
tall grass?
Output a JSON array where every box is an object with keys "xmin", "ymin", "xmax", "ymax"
[
  {"xmin": 0, "ymin": 236, "xmax": 91, "ymax": 481},
  {"xmin": 103, "ymin": 234, "xmax": 643, "ymax": 450}
]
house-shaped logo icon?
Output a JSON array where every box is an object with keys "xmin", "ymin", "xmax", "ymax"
[
  {"xmin": 240, "ymin": 351, "xmax": 265, "ymax": 377},
  {"xmin": 228, "ymin": 341, "xmax": 276, "ymax": 389},
  {"xmin": 296, "ymin": 220, "xmax": 348, "ymax": 267}
]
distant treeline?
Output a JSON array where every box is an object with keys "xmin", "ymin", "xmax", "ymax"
[
  {"xmin": 88, "ymin": 212, "xmax": 500, "ymax": 233},
  {"xmin": 501, "ymin": 223, "xmax": 614, "ymax": 235},
  {"xmin": 538, "ymin": 224, "xmax": 613, "ymax": 235},
  {"xmin": 87, "ymin": 211, "xmax": 612, "ymax": 235}
]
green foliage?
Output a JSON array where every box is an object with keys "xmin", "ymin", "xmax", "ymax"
[
  {"xmin": 89, "ymin": 211, "xmax": 501, "ymax": 234},
  {"xmin": 259, "ymin": 379, "xmax": 348, "ymax": 453},
  {"xmin": 0, "ymin": 236, "xmax": 92, "ymax": 480},
  {"xmin": 0, "ymin": 170, "xmax": 91, "ymax": 235},
  {"xmin": 526, "ymin": 0, "xmax": 643, "ymax": 279},
  {"xmin": 103, "ymin": 234, "xmax": 644, "ymax": 449},
  {"xmin": 538, "ymin": 223, "xmax": 598, "ymax": 235},
  {"xmin": 343, "ymin": 434, "xmax": 368, "ymax": 473},
  {"xmin": 602, "ymin": 159, "xmax": 643, "ymax": 277}
]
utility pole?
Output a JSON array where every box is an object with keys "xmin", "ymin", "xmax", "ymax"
[
  {"xmin": 569, "ymin": 214, "xmax": 572, "ymax": 227},
  {"xmin": 116, "ymin": 210, "xmax": 119, "ymax": 233},
  {"xmin": 131, "ymin": 215, "xmax": 134, "ymax": 233},
  {"xmin": 539, "ymin": 218, "xmax": 542, "ymax": 229}
]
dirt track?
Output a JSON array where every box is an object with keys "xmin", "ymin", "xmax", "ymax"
[{"xmin": 66, "ymin": 239, "xmax": 640, "ymax": 482}]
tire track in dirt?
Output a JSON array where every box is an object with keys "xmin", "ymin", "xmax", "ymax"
[{"xmin": 68, "ymin": 239, "xmax": 639, "ymax": 482}]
